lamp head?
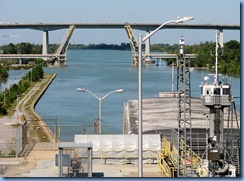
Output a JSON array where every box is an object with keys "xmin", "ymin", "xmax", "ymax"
[
  {"xmin": 115, "ymin": 89, "xmax": 124, "ymax": 93},
  {"xmin": 76, "ymin": 88, "xmax": 86, "ymax": 92},
  {"xmin": 175, "ymin": 16, "xmax": 194, "ymax": 23}
]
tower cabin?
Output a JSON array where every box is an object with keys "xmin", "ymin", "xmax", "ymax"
[{"xmin": 201, "ymin": 76, "xmax": 232, "ymax": 108}]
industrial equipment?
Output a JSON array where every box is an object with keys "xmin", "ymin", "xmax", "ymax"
[
  {"xmin": 56, "ymin": 142, "xmax": 93, "ymax": 177},
  {"xmin": 158, "ymin": 32, "xmax": 240, "ymax": 177},
  {"xmin": 200, "ymin": 30, "xmax": 239, "ymax": 177}
]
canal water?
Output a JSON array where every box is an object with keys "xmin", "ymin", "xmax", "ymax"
[
  {"xmin": 0, "ymin": 69, "xmax": 26, "ymax": 92},
  {"xmin": 5, "ymin": 49, "xmax": 241, "ymax": 141}
]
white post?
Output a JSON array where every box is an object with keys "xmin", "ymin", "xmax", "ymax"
[
  {"xmin": 99, "ymin": 97, "xmax": 102, "ymax": 134},
  {"xmin": 215, "ymin": 30, "xmax": 219, "ymax": 85},
  {"xmin": 172, "ymin": 62, "xmax": 174, "ymax": 94},
  {"xmin": 138, "ymin": 34, "xmax": 143, "ymax": 177},
  {"xmin": 59, "ymin": 148, "xmax": 63, "ymax": 177}
]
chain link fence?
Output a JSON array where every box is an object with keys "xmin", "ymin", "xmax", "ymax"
[{"xmin": 0, "ymin": 118, "xmax": 124, "ymax": 157}]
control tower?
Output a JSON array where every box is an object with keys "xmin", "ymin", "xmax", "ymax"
[
  {"xmin": 201, "ymin": 77, "xmax": 231, "ymax": 143},
  {"xmin": 200, "ymin": 30, "xmax": 237, "ymax": 177}
]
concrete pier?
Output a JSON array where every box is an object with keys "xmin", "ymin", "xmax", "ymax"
[
  {"xmin": 123, "ymin": 95, "xmax": 240, "ymax": 134},
  {"xmin": 42, "ymin": 30, "xmax": 49, "ymax": 56},
  {"xmin": 144, "ymin": 31, "xmax": 151, "ymax": 63}
]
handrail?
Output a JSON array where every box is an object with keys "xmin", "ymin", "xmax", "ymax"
[{"xmin": 158, "ymin": 137, "xmax": 209, "ymax": 177}]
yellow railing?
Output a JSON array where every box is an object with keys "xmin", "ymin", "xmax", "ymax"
[
  {"xmin": 157, "ymin": 138, "xmax": 178, "ymax": 177},
  {"xmin": 180, "ymin": 140, "xmax": 208, "ymax": 176},
  {"xmin": 158, "ymin": 138, "xmax": 209, "ymax": 177},
  {"xmin": 157, "ymin": 151, "xmax": 172, "ymax": 177}
]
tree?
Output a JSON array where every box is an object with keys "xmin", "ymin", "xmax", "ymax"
[
  {"xmin": 2, "ymin": 43, "xmax": 17, "ymax": 54},
  {"xmin": 0, "ymin": 65, "xmax": 8, "ymax": 79}
]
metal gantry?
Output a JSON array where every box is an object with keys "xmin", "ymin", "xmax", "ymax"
[{"xmin": 177, "ymin": 36, "xmax": 192, "ymax": 177}]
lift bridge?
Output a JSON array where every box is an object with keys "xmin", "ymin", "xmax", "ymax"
[
  {"xmin": 124, "ymin": 24, "xmax": 196, "ymax": 65},
  {"xmin": 0, "ymin": 25, "xmax": 75, "ymax": 66},
  {"xmin": 0, "ymin": 23, "xmax": 239, "ymax": 66}
]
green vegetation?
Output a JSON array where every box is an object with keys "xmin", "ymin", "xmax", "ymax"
[
  {"xmin": 0, "ymin": 64, "xmax": 44, "ymax": 115},
  {"xmin": 151, "ymin": 40, "xmax": 240, "ymax": 77},
  {"xmin": 0, "ymin": 40, "xmax": 240, "ymax": 77},
  {"xmin": 69, "ymin": 43, "xmax": 131, "ymax": 50},
  {"xmin": 0, "ymin": 65, "xmax": 8, "ymax": 79}
]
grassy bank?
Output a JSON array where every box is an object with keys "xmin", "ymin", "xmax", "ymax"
[{"xmin": 1, "ymin": 73, "xmax": 57, "ymax": 143}]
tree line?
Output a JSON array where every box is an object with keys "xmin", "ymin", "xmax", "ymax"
[
  {"xmin": 159, "ymin": 40, "xmax": 240, "ymax": 77},
  {"xmin": 0, "ymin": 40, "xmax": 240, "ymax": 77},
  {"xmin": 0, "ymin": 64, "xmax": 44, "ymax": 115}
]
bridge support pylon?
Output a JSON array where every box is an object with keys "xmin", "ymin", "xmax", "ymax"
[
  {"xmin": 144, "ymin": 31, "xmax": 154, "ymax": 64},
  {"xmin": 42, "ymin": 30, "xmax": 49, "ymax": 60},
  {"xmin": 52, "ymin": 25, "xmax": 75, "ymax": 67}
]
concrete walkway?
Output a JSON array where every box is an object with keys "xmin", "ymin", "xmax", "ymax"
[{"xmin": 1, "ymin": 143, "xmax": 161, "ymax": 177}]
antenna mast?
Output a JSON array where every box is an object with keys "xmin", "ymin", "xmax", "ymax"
[{"xmin": 215, "ymin": 30, "xmax": 219, "ymax": 85}]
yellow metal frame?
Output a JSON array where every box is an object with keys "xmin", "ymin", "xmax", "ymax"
[{"xmin": 157, "ymin": 138, "xmax": 209, "ymax": 177}]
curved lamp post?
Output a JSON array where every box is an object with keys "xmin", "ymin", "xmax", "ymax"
[
  {"xmin": 77, "ymin": 88, "xmax": 124, "ymax": 134},
  {"xmin": 138, "ymin": 16, "xmax": 194, "ymax": 177}
]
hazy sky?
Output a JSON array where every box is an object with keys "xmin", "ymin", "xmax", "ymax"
[{"xmin": 0, "ymin": 0, "xmax": 241, "ymax": 45}]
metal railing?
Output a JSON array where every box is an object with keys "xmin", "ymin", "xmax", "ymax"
[{"xmin": 157, "ymin": 136, "xmax": 209, "ymax": 177}]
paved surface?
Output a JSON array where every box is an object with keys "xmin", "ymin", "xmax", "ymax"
[
  {"xmin": 0, "ymin": 143, "xmax": 161, "ymax": 177},
  {"xmin": 124, "ymin": 96, "xmax": 240, "ymax": 134}
]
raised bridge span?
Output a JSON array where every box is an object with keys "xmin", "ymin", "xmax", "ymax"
[{"xmin": 0, "ymin": 23, "xmax": 240, "ymax": 66}]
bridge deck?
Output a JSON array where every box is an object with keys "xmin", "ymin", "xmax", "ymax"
[
  {"xmin": 0, "ymin": 23, "xmax": 240, "ymax": 31},
  {"xmin": 0, "ymin": 54, "xmax": 63, "ymax": 59}
]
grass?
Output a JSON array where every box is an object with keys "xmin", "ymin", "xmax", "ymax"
[{"xmin": 1, "ymin": 73, "xmax": 56, "ymax": 142}]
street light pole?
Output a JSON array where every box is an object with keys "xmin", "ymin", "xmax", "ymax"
[
  {"xmin": 138, "ymin": 34, "xmax": 143, "ymax": 177},
  {"xmin": 98, "ymin": 96, "xmax": 102, "ymax": 134},
  {"xmin": 137, "ymin": 16, "xmax": 194, "ymax": 177},
  {"xmin": 77, "ymin": 88, "xmax": 124, "ymax": 134}
]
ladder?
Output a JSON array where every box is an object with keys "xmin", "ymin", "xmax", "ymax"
[{"xmin": 177, "ymin": 52, "xmax": 192, "ymax": 176}]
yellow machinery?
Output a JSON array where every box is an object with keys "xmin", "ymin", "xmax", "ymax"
[
  {"xmin": 124, "ymin": 24, "xmax": 139, "ymax": 65},
  {"xmin": 157, "ymin": 138, "xmax": 209, "ymax": 177},
  {"xmin": 124, "ymin": 24, "xmax": 138, "ymax": 54}
]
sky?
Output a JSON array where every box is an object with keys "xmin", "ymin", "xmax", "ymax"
[{"xmin": 0, "ymin": 0, "xmax": 241, "ymax": 46}]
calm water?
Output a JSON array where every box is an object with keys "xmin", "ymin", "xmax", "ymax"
[
  {"xmin": 16, "ymin": 49, "xmax": 240, "ymax": 141},
  {"xmin": 0, "ymin": 69, "xmax": 26, "ymax": 92}
]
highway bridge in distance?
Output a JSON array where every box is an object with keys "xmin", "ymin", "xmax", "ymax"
[
  {"xmin": 0, "ymin": 23, "xmax": 240, "ymax": 31},
  {"xmin": 0, "ymin": 23, "xmax": 240, "ymax": 66}
]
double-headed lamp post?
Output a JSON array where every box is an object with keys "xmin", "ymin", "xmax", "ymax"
[
  {"xmin": 138, "ymin": 16, "xmax": 194, "ymax": 177},
  {"xmin": 77, "ymin": 88, "xmax": 124, "ymax": 134}
]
